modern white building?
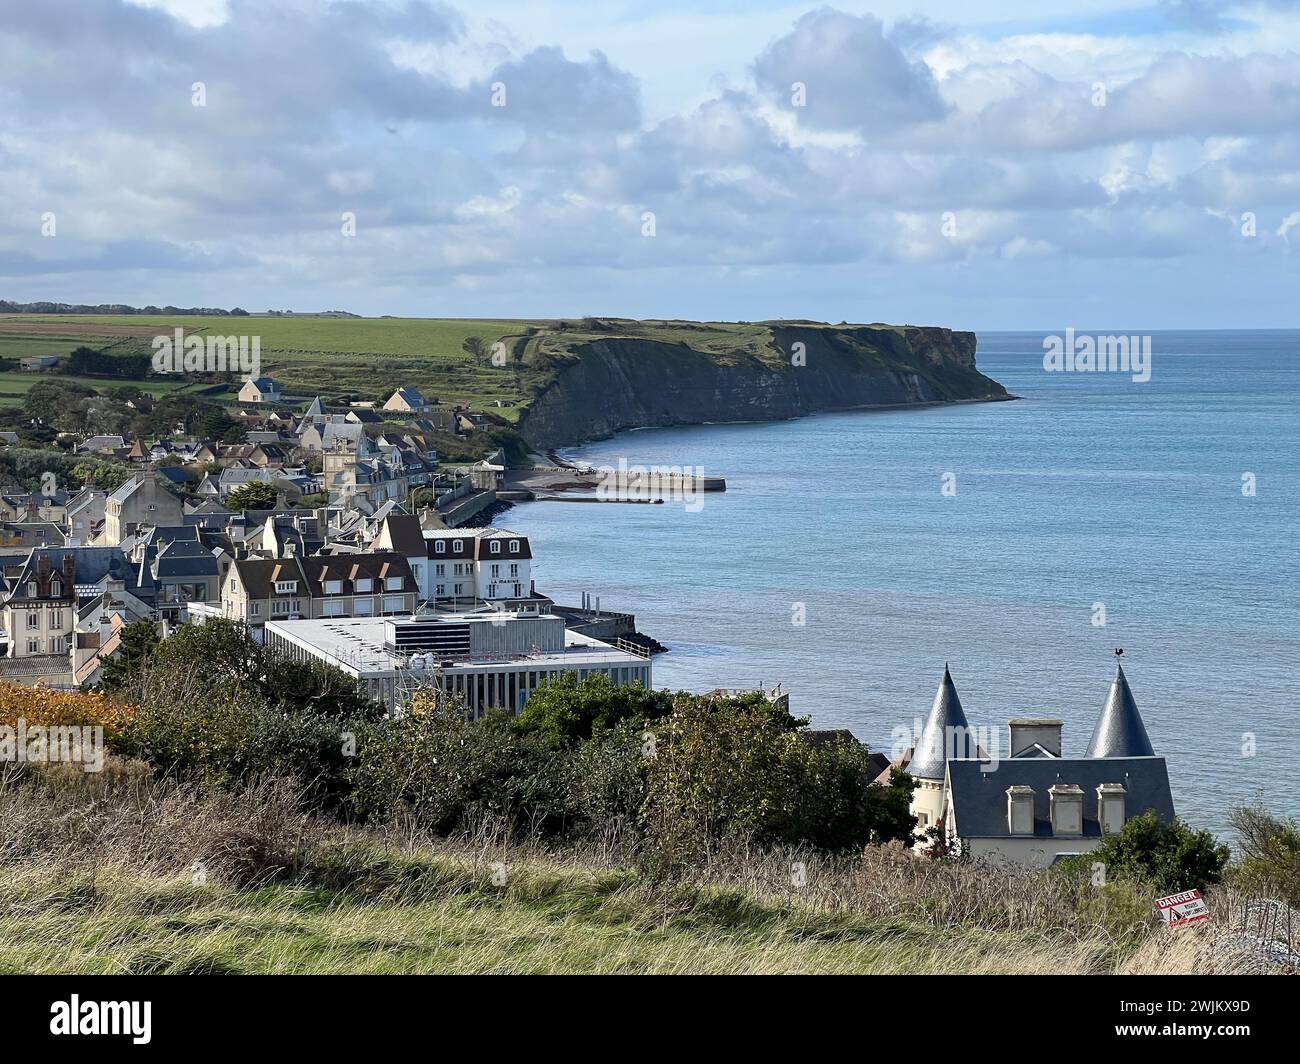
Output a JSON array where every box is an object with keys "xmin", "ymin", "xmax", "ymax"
[{"xmin": 262, "ymin": 608, "xmax": 651, "ymax": 715}]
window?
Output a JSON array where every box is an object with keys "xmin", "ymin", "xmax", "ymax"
[
  {"xmin": 509, "ymin": 564, "xmax": 519, "ymax": 578},
  {"xmin": 50, "ymin": 578, "xmax": 61, "ymax": 597},
  {"xmin": 272, "ymin": 600, "xmax": 291, "ymax": 615},
  {"xmin": 435, "ymin": 584, "xmax": 445, "ymax": 596},
  {"xmin": 51, "ymin": 610, "xmax": 63, "ymax": 628},
  {"xmin": 26, "ymin": 582, "xmax": 36, "ymax": 598},
  {"xmin": 356, "ymin": 577, "xmax": 373, "ymax": 593},
  {"xmin": 434, "ymin": 540, "xmax": 446, "ymax": 554},
  {"xmin": 385, "ymin": 576, "xmax": 403, "ymax": 591},
  {"xmin": 27, "ymin": 639, "xmax": 39, "ymax": 654},
  {"xmin": 250, "ymin": 602, "xmax": 260, "ymax": 616},
  {"xmin": 274, "ymin": 580, "xmax": 297, "ymax": 594},
  {"xmin": 324, "ymin": 579, "xmax": 343, "ymax": 595},
  {"xmin": 452, "ymin": 540, "xmax": 462, "ymax": 551},
  {"xmin": 353, "ymin": 599, "xmax": 373, "ymax": 615},
  {"xmin": 49, "ymin": 636, "xmax": 64, "ymax": 653},
  {"xmin": 321, "ymin": 600, "xmax": 344, "ymax": 617},
  {"xmin": 509, "ymin": 540, "xmax": 520, "ymax": 554},
  {"xmin": 382, "ymin": 595, "xmax": 404, "ymax": 614},
  {"xmin": 26, "ymin": 611, "xmax": 39, "ymax": 630},
  {"xmin": 513, "ymin": 584, "xmax": 522, "ymax": 597},
  {"xmin": 491, "ymin": 564, "xmax": 500, "ymax": 577},
  {"xmin": 435, "ymin": 564, "xmax": 445, "ymax": 576},
  {"xmin": 454, "ymin": 583, "xmax": 464, "ymax": 596},
  {"xmin": 489, "ymin": 540, "xmax": 501, "ymax": 554},
  {"xmin": 488, "ymin": 584, "xmax": 497, "ymax": 598}
]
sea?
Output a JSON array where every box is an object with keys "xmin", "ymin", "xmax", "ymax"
[{"xmin": 509, "ymin": 330, "xmax": 1299, "ymax": 837}]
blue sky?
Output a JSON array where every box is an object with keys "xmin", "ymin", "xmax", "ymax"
[{"xmin": 2, "ymin": 0, "xmax": 1299, "ymax": 327}]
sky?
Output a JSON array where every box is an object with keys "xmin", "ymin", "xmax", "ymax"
[{"xmin": 1, "ymin": 0, "xmax": 1299, "ymax": 328}]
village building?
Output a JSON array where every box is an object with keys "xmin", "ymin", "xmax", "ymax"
[
  {"xmin": 218, "ymin": 552, "xmax": 417, "ymax": 628},
  {"xmin": 103, "ymin": 475, "xmax": 185, "ymax": 545},
  {"xmin": 892, "ymin": 657, "xmax": 1176, "ymax": 868},
  {"xmin": 382, "ymin": 386, "xmax": 428, "ymax": 414},
  {"xmin": 237, "ymin": 376, "xmax": 281, "ymax": 403}
]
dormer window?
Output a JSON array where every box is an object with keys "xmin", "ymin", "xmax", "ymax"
[
  {"xmin": 274, "ymin": 580, "xmax": 298, "ymax": 594},
  {"xmin": 452, "ymin": 540, "xmax": 462, "ymax": 552},
  {"xmin": 434, "ymin": 541, "xmax": 446, "ymax": 554},
  {"xmin": 26, "ymin": 581, "xmax": 37, "ymax": 598},
  {"xmin": 324, "ymin": 579, "xmax": 343, "ymax": 595},
  {"xmin": 509, "ymin": 540, "xmax": 520, "ymax": 553},
  {"xmin": 490, "ymin": 540, "xmax": 501, "ymax": 554},
  {"xmin": 356, "ymin": 578, "xmax": 373, "ymax": 593},
  {"xmin": 50, "ymin": 578, "xmax": 61, "ymax": 597}
]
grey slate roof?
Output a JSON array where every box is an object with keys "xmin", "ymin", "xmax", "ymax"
[
  {"xmin": 946, "ymin": 756, "xmax": 1175, "ymax": 838},
  {"xmin": 909, "ymin": 666, "xmax": 978, "ymax": 780},
  {"xmin": 1086, "ymin": 662, "xmax": 1155, "ymax": 758}
]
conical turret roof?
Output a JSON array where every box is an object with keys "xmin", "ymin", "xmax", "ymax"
[
  {"xmin": 305, "ymin": 396, "xmax": 327, "ymax": 417},
  {"xmin": 1085, "ymin": 661, "xmax": 1154, "ymax": 758},
  {"xmin": 908, "ymin": 665, "xmax": 978, "ymax": 780}
]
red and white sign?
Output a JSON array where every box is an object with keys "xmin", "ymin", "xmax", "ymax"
[{"xmin": 1155, "ymin": 889, "xmax": 1210, "ymax": 928}]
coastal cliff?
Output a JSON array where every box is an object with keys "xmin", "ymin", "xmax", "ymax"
[{"xmin": 518, "ymin": 321, "xmax": 1008, "ymax": 449}]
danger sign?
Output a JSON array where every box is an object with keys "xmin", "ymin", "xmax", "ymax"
[{"xmin": 1155, "ymin": 889, "xmax": 1210, "ymax": 928}]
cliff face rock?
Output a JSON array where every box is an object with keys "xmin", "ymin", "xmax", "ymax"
[{"xmin": 519, "ymin": 323, "xmax": 1007, "ymax": 449}]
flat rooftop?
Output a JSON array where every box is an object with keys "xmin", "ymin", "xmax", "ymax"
[{"xmin": 264, "ymin": 615, "xmax": 647, "ymax": 678}]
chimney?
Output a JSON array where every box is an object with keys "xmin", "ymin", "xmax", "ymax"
[
  {"xmin": 1006, "ymin": 785, "xmax": 1035, "ymax": 835},
  {"xmin": 62, "ymin": 553, "xmax": 76, "ymax": 595},
  {"xmin": 1007, "ymin": 719, "xmax": 1063, "ymax": 758},
  {"xmin": 1048, "ymin": 783, "xmax": 1084, "ymax": 837},
  {"xmin": 1096, "ymin": 783, "xmax": 1127, "ymax": 835},
  {"xmin": 37, "ymin": 554, "xmax": 50, "ymax": 589}
]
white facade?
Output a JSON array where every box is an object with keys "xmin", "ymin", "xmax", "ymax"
[
  {"xmin": 423, "ymin": 528, "xmax": 531, "ymax": 602},
  {"xmin": 263, "ymin": 611, "xmax": 650, "ymax": 715}
]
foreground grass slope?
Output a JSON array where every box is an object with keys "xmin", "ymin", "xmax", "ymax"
[{"xmin": 0, "ymin": 849, "xmax": 1220, "ymax": 976}]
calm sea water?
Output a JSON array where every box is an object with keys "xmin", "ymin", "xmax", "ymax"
[{"xmin": 512, "ymin": 331, "xmax": 1300, "ymax": 836}]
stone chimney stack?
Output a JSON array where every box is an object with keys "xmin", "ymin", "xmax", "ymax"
[{"xmin": 62, "ymin": 553, "xmax": 76, "ymax": 595}]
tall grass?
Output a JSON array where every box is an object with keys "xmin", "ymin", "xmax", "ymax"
[{"xmin": 0, "ymin": 764, "xmax": 1269, "ymax": 974}]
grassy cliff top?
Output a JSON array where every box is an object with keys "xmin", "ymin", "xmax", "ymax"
[{"xmin": 0, "ymin": 314, "xmax": 933, "ymax": 417}]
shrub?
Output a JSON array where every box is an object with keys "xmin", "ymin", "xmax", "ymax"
[
  {"xmin": 346, "ymin": 704, "xmax": 567, "ymax": 837},
  {"xmin": 512, "ymin": 672, "xmax": 674, "ymax": 746},
  {"xmin": 641, "ymin": 696, "xmax": 914, "ymax": 866},
  {"xmin": 1062, "ymin": 810, "xmax": 1229, "ymax": 895},
  {"xmin": 1227, "ymin": 803, "xmax": 1300, "ymax": 907},
  {"xmin": 0, "ymin": 683, "xmax": 137, "ymax": 742}
]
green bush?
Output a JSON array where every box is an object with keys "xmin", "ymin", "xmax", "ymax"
[
  {"xmin": 107, "ymin": 620, "xmax": 377, "ymax": 807},
  {"xmin": 513, "ymin": 672, "xmax": 674, "ymax": 747},
  {"xmin": 1060, "ymin": 810, "xmax": 1229, "ymax": 894},
  {"xmin": 346, "ymin": 705, "xmax": 567, "ymax": 836},
  {"xmin": 641, "ymin": 695, "xmax": 914, "ymax": 865},
  {"xmin": 1227, "ymin": 803, "xmax": 1300, "ymax": 906}
]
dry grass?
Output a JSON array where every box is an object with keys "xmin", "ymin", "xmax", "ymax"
[{"xmin": 0, "ymin": 769, "xmax": 1269, "ymax": 975}]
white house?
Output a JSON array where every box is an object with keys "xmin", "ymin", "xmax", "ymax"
[
  {"xmin": 238, "ymin": 376, "xmax": 281, "ymax": 404},
  {"xmin": 382, "ymin": 386, "xmax": 428, "ymax": 414},
  {"xmin": 372, "ymin": 516, "xmax": 532, "ymax": 604}
]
